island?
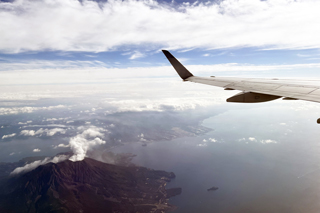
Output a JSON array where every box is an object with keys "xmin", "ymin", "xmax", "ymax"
[
  {"xmin": 0, "ymin": 158, "xmax": 182, "ymax": 213},
  {"xmin": 207, "ymin": 186, "xmax": 219, "ymax": 191}
]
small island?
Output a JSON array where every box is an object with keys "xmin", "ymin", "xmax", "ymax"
[{"xmin": 207, "ymin": 186, "xmax": 219, "ymax": 191}]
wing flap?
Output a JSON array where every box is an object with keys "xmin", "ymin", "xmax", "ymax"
[{"xmin": 188, "ymin": 76, "xmax": 320, "ymax": 103}]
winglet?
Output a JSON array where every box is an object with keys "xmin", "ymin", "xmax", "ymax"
[{"xmin": 162, "ymin": 50, "xmax": 193, "ymax": 80}]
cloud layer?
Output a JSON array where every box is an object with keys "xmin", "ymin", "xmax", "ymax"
[
  {"xmin": 1, "ymin": 0, "xmax": 320, "ymax": 53},
  {"xmin": 10, "ymin": 155, "xmax": 68, "ymax": 175}
]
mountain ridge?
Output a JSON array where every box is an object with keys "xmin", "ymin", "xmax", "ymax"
[{"xmin": 0, "ymin": 158, "xmax": 181, "ymax": 213}]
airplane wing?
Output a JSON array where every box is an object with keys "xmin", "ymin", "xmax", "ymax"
[{"xmin": 162, "ymin": 50, "xmax": 320, "ymax": 104}]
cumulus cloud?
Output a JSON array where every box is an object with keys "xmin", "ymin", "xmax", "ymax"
[
  {"xmin": 248, "ymin": 137, "xmax": 256, "ymax": 142},
  {"xmin": 68, "ymin": 126, "xmax": 107, "ymax": 161},
  {"xmin": 33, "ymin": 148, "xmax": 41, "ymax": 152},
  {"xmin": 54, "ymin": 143, "xmax": 70, "ymax": 149},
  {"xmin": 203, "ymin": 138, "xmax": 218, "ymax": 143},
  {"xmin": 10, "ymin": 155, "xmax": 68, "ymax": 175},
  {"xmin": 20, "ymin": 128, "xmax": 66, "ymax": 137},
  {"xmin": 260, "ymin": 139, "xmax": 277, "ymax": 144},
  {"xmin": 46, "ymin": 128, "xmax": 67, "ymax": 136},
  {"xmin": 0, "ymin": 105, "xmax": 65, "ymax": 115},
  {"xmin": 20, "ymin": 130, "xmax": 35, "ymax": 136},
  {"xmin": 2, "ymin": 133, "xmax": 16, "ymax": 139},
  {"xmin": 209, "ymin": 138, "xmax": 217, "ymax": 142},
  {"xmin": 239, "ymin": 137, "xmax": 277, "ymax": 144},
  {"xmin": 18, "ymin": 121, "xmax": 32, "ymax": 125}
]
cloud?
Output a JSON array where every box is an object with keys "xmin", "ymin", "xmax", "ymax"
[
  {"xmin": 1, "ymin": 62, "xmax": 320, "ymax": 86},
  {"xmin": 54, "ymin": 143, "xmax": 70, "ymax": 149},
  {"xmin": 18, "ymin": 121, "xmax": 32, "ymax": 125},
  {"xmin": 203, "ymin": 138, "xmax": 218, "ymax": 143},
  {"xmin": 33, "ymin": 148, "xmax": 41, "ymax": 152},
  {"xmin": 1, "ymin": 0, "xmax": 320, "ymax": 53},
  {"xmin": 208, "ymin": 138, "xmax": 217, "ymax": 143},
  {"xmin": 68, "ymin": 126, "xmax": 107, "ymax": 161},
  {"xmin": 197, "ymin": 143, "xmax": 207, "ymax": 147},
  {"xmin": 46, "ymin": 128, "xmax": 67, "ymax": 136},
  {"xmin": 129, "ymin": 51, "xmax": 145, "ymax": 60},
  {"xmin": 108, "ymin": 97, "xmax": 222, "ymax": 112},
  {"xmin": 20, "ymin": 128, "xmax": 66, "ymax": 137},
  {"xmin": 239, "ymin": 137, "xmax": 277, "ymax": 144},
  {"xmin": 260, "ymin": 139, "xmax": 277, "ymax": 144},
  {"xmin": 0, "ymin": 59, "xmax": 108, "ymax": 71},
  {"xmin": 248, "ymin": 137, "xmax": 256, "ymax": 142},
  {"xmin": 20, "ymin": 130, "xmax": 35, "ymax": 136},
  {"xmin": 138, "ymin": 133, "xmax": 147, "ymax": 142},
  {"xmin": 10, "ymin": 155, "xmax": 68, "ymax": 175},
  {"xmin": 0, "ymin": 105, "xmax": 65, "ymax": 115},
  {"xmin": 2, "ymin": 133, "xmax": 16, "ymax": 139}
]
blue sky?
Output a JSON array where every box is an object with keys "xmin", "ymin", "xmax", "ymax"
[{"xmin": 1, "ymin": 0, "xmax": 320, "ymax": 73}]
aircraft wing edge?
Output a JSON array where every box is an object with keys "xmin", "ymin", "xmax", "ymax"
[{"xmin": 162, "ymin": 50, "xmax": 320, "ymax": 104}]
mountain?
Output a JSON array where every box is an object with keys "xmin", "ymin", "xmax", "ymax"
[{"xmin": 0, "ymin": 158, "xmax": 181, "ymax": 213}]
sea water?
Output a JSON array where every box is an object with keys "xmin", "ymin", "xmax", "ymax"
[{"xmin": 111, "ymin": 116, "xmax": 320, "ymax": 213}]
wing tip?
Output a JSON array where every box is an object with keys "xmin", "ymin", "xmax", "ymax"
[
  {"xmin": 162, "ymin": 49, "xmax": 174, "ymax": 59},
  {"xmin": 162, "ymin": 50, "xmax": 193, "ymax": 80}
]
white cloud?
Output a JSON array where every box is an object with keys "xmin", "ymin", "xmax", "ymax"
[
  {"xmin": 203, "ymin": 138, "xmax": 218, "ymax": 143},
  {"xmin": 0, "ymin": 105, "xmax": 65, "ymax": 115},
  {"xmin": 1, "ymin": 62, "xmax": 320, "ymax": 86},
  {"xmin": 10, "ymin": 155, "xmax": 68, "ymax": 175},
  {"xmin": 46, "ymin": 128, "xmax": 66, "ymax": 136},
  {"xmin": 260, "ymin": 139, "xmax": 277, "ymax": 144},
  {"xmin": 248, "ymin": 137, "xmax": 256, "ymax": 142},
  {"xmin": 18, "ymin": 121, "xmax": 32, "ymax": 125},
  {"xmin": 108, "ymin": 97, "xmax": 222, "ymax": 112},
  {"xmin": 33, "ymin": 148, "xmax": 41, "ymax": 152},
  {"xmin": 208, "ymin": 138, "xmax": 217, "ymax": 143},
  {"xmin": 20, "ymin": 128, "xmax": 66, "ymax": 137},
  {"xmin": 9, "ymin": 152, "xmax": 15, "ymax": 156},
  {"xmin": 1, "ymin": 0, "xmax": 320, "ymax": 53},
  {"xmin": 139, "ymin": 133, "xmax": 147, "ymax": 142},
  {"xmin": 54, "ymin": 143, "xmax": 70, "ymax": 149},
  {"xmin": 129, "ymin": 51, "xmax": 145, "ymax": 60},
  {"xmin": 20, "ymin": 130, "xmax": 35, "ymax": 136},
  {"xmin": 2, "ymin": 133, "xmax": 16, "ymax": 139},
  {"xmin": 239, "ymin": 137, "xmax": 277, "ymax": 144}
]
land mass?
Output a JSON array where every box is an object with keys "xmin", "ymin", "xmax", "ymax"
[
  {"xmin": 0, "ymin": 158, "xmax": 181, "ymax": 213},
  {"xmin": 207, "ymin": 186, "xmax": 219, "ymax": 191}
]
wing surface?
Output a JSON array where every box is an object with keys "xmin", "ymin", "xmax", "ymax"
[{"xmin": 162, "ymin": 50, "xmax": 320, "ymax": 104}]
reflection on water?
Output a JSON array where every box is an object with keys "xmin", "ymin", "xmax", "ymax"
[{"xmin": 112, "ymin": 116, "xmax": 320, "ymax": 213}]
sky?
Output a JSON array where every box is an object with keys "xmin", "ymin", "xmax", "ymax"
[{"xmin": 0, "ymin": 0, "xmax": 320, "ymax": 75}]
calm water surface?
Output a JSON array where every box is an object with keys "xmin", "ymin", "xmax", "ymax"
[{"xmin": 112, "ymin": 116, "xmax": 320, "ymax": 213}]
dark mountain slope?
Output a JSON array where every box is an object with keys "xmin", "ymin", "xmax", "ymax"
[{"xmin": 0, "ymin": 158, "xmax": 181, "ymax": 213}]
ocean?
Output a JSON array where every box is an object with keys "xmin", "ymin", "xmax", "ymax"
[{"xmin": 111, "ymin": 116, "xmax": 320, "ymax": 213}]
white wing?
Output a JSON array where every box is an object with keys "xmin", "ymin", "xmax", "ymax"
[{"xmin": 162, "ymin": 50, "xmax": 320, "ymax": 104}]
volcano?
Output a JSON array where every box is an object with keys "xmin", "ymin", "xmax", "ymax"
[{"xmin": 0, "ymin": 158, "xmax": 181, "ymax": 213}]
